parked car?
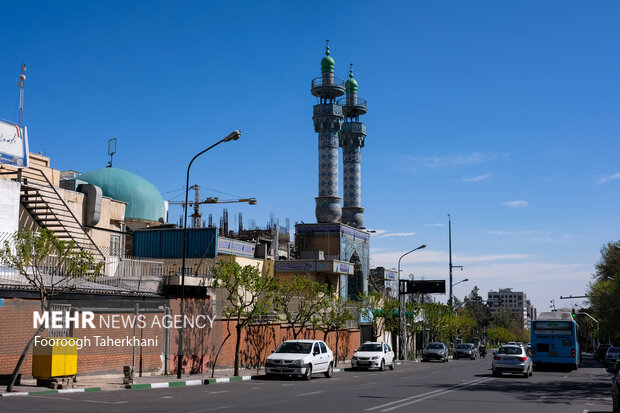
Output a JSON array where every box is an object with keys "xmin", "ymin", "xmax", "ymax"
[
  {"xmin": 265, "ymin": 340, "xmax": 334, "ymax": 380},
  {"xmin": 454, "ymin": 343, "xmax": 477, "ymax": 360},
  {"xmin": 351, "ymin": 342, "xmax": 395, "ymax": 371},
  {"xmin": 595, "ymin": 344, "xmax": 611, "ymax": 361},
  {"xmin": 422, "ymin": 342, "xmax": 449, "ymax": 363},
  {"xmin": 492, "ymin": 344, "xmax": 533, "ymax": 378},
  {"xmin": 606, "ymin": 347, "xmax": 620, "ymax": 367},
  {"xmin": 606, "ymin": 363, "xmax": 620, "ymax": 413}
]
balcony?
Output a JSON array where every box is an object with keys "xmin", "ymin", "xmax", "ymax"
[{"xmin": 311, "ymin": 77, "xmax": 345, "ymax": 98}]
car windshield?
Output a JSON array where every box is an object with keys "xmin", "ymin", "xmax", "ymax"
[
  {"xmin": 359, "ymin": 344, "xmax": 382, "ymax": 352},
  {"xmin": 427, "ymin": 343, "xmax": 443, "ymax": 349},
  {"xmin": 456, "ymin": 344, "xmax": 469, "ymax": 349},
  {"xmin": 498, "ymin": 347, "xmax": 523, "ymax": 355},
  {"xmin": 275, "ymin": 342, "xmax": 313, "ymax": 354},
  {"xmin": 608, "ymin": 347, "xmax": 620, "ymax": 353}
]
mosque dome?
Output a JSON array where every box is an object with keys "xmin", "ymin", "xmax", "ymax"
[
  {"xmin": 78, "ymin": 167, "xmax": 165, "ymax": 222},
  {"xmin": 321, "ymin": 44, "xmax": 335, "ymax": 73},
  {"xmin": 345, "ymin": 66, "xmax": 358, "ymax": 94}
]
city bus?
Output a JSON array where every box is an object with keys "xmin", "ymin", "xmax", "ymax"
[{"xmin": 530, "ymin": 311, "xmax": 579, "ymax": 370}]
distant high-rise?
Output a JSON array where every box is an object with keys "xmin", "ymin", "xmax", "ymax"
[{"xmin": 487, "ymin": 288, "xmax": 537, "ymax": 328}]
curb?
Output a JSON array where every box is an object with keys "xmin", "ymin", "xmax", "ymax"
[
  {"xmin": 126, "ymin": 379, "xmax": 204, "ymax": 389},
  {"xmin": 1, "ymin": 387, "xmax": 101, "ymax": 397}
]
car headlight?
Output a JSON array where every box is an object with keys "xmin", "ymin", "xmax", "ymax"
[
  {"xmin": 291, "ymin": 359, "xmax": 304, "ymax": 367},
  {"xmin": 371, "ymin": 356, "xmax": 380, "ymax": 360},
  {"xmin": 352, "ymin": 356, "xmax": 358, "ymax": 360}
]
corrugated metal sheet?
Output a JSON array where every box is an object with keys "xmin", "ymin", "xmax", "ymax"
[{"xmin": 133, "ymin": 227, "xmax": 217, "ymax": 258}]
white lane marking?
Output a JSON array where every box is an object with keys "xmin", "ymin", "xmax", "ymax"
[
  {"xmin": 365, "ymin": 377, "xmax": 492, "ymax": 412},
  {"xmin": 203, "ymin": 390, "xmax": 230, "ymax": 394},
  {"xmin": 162, "ymin": 396, "xmax": 174, "ymax": 399},
  {"xmin": 281, "ymin": 383, "xmax": 295, "ymax": 386},
  {"xmin": 295, "ymin": 391, "xmax": 324, "ymax": 397},
  {"xmin": 380, "ymin": 378, "xmax": 493, "ymax": 412},
  {"xmin": 184, "ymin": 405, "xmax": 236, "ymax": 413}
]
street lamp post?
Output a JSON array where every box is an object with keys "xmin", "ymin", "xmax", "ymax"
[
  {"xmin": 398, "ymin": 244, "xmax": 426, "ymax": 361},
  {"xmin": 448, "ymin": 214, "xmax": 462, "ymax": 309},
  {"xmin": 177, "ymin": 130, "xmax": 241, "ymax": 379}
]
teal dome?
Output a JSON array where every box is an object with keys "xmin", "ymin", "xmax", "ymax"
[
  {"xmin": 345, "ymin": 65, "xmax": 358, "ymax": 94},
  {"xmin": 321, "ymin": 42, "xmax": 335, "ymax": 73},
  {"xmin": 79, "ymin": 167, "xmax": 165, "ymax": 222}
]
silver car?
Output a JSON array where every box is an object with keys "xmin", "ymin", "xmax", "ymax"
[
  {"xmin": 454, "ymin": 343, "xmax": 477, "ymax": 360},
  {"xmin": 605, "ymin": 347, "xmax": 620, "ymax": 367},
  {"xmin": 492, "ymin": 345, "xmax": 533, "ymax": 378},
  {"xmin": 422, "ymin": 342, "xmax": 449, "ymax": 363}
]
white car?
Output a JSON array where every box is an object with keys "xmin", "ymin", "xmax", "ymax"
[
  {"xmin": 351, "ymin": 342, "xmax": 395, "ymax": 371},
  {"xmin": 265, "ymin": 340, "xmax": 334, "ymax": 380}
]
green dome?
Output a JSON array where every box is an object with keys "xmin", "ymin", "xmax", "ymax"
[
  {"xmin": 321, "ymin": 42, "xmax": 335, "ymax": 73},
  {"xmin": 345, "ymin": 65, "xmax": 358, "ymax": 94},
  {"xmin": 79, "ymin": 167, "xmax": 165, "ymax": 222}
]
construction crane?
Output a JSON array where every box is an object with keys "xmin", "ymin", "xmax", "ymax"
[{"xmin": 168, "ymin": 185, "xmax": 257, "ymax": 228}]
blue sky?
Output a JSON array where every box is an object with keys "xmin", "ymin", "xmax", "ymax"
[{"xmin": 1, "ymin": 1, "xmax": 619, "ymax": 312}]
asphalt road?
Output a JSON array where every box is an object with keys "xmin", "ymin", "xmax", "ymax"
[{"xmin": 2, "ymin": 354, "xmax": 613, "ymax": 413}]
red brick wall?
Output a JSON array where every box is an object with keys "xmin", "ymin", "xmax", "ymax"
[{"xmin": 0, "ymin": 297, "xmax": 360, "ymax": 378}]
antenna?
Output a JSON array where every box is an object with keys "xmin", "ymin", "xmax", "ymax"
[
  {"xmin": 107, "ymin": 138, "xmax": 117, "ymax": 167},
  {"xmin": 17, "ymin": 64, "xmax": 26, "ymax": 125}
]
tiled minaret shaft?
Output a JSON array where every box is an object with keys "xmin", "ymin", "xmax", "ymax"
[
  {"xmin": 311, "ymin": 42, "xmax": 345, "ymax": 223},
  {"xmin": 339, "ymin": 65, "xmax": 366, "ymax": 228}
]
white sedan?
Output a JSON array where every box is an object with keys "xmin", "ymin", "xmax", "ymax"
[
  {"xmin": 351, "ymin": 342, "xmax": 395, "ymax": 371},
  {"xmin": 265, "ymin": 340, "xmax": 334, "ymax": 380}
]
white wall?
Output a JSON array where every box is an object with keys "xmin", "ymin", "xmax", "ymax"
[{"xmin": 0, "ymin": 179, "xmax": 20, "ymax": 235}]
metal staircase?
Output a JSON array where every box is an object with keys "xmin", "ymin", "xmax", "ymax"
[{"xmin": 9, "ymin": 167, "xmax": 105, "ymax": 262}]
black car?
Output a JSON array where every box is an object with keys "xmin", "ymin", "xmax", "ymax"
[
  {"xmin": 606, "ymin": 364, "xmax": 620, "ymax": 413},
  {"xmin": 596, "ymin": 344, "xmax": 611, "ymax": 361}
]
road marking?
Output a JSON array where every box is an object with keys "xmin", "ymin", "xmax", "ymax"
[
  {"xmin": 203, "ymin": 390, "xmax": 230, "ymax": 394},
  {"xmin": 295, "ymin": 391, "xmax": 323, "ymax": 397},
  {"xmin": 365, "ymin": 377, "xmax": 492, "ymax": 412},
  {"xmin": 281, "ymin": 383, "xmax": 295, "ymax": 386},
  {"xmin": 184, "ymin": 405, "xmax": 235, "ymax": 413},
  {"xmin": 162, "ymin": 396, "xmax": 174, "ymax": 399}
]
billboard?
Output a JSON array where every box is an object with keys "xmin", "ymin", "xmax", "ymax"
[{"xmin": 0, "ymin": 119, "xmax": 29, "ymax": 167}]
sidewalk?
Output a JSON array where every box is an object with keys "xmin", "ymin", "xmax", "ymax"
[
  {"xmin": 0, "ymin": 362, "xmax": 351, "ymax": 396},
  {"xmin": 0, "ymin": 366, "xmax": 265, "ymax": 396}
]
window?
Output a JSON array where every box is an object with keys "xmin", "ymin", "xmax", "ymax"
[
  {"xmin": 313, "ymin": 343, "xmax": 320, "ymax": 355},
  {"xmin": 320, "ymin": 342, "xmax": 327, "ymax": 354},
  {"xmin": 110, "ymin": 235, "xmax": 121, "ymax": 257}
]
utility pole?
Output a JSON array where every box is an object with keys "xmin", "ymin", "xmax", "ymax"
[
  {"xmin": 17, "ymin": 64, "xmax": 26, "ymax": 125},
  {"xmin": 448, "ymin": 214, "xmax": 462, "ymax": 309}
]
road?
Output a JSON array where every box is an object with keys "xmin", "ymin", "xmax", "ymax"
[{"xmin": 2, "ymin": 354, "xmax": 613, "ymax": 413}]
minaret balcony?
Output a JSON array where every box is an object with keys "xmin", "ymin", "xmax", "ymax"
[
  {"xmin": 337, "ymin": 97, "xmax": 367, "ymax": 116},
  {"xmin": 313, "ymin": 103, "xmax": 343, "ymax": 117},
  {"xmin": 341, "ymin": 122, "xmax": 366, "ymax": 135},
  {"xmin": 311, "ymin": 77, "xmax": 346, "ymax": 98}
]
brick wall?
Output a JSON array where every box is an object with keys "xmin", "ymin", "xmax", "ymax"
[{"xmin": 0, "ymin": 296, "xmax": 360, "ymax": 378}]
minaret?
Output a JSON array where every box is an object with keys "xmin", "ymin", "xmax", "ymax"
[
  {"xmin": 311, "ymin": 40, "xmax": 345, "ymax": 223},
  {"xmin": 339, "ymin": 64, "xmax": 366, "ymax": 228}
]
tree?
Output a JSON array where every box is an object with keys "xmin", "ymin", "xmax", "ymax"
[
  {"xmin": 463, "ymin": 286, "xmax": 492, "ymax": 338},
  {"xmin": 588, "ymin": 241, "xmax": 620, "ymax": 342},
  {"xmin": 0, "ymin": 229, "xmax": 103, "ymax": 392},
  {"xmin": 316, "ymin": 291, "xmax": 354, "ymax": 367},
  {"xmin": 274, "ymin": 275, "xmax": 328, "ymax": 339},
  {"xmin": 212, "ymin": 259, "xmax": 276, "ymax": 376}
]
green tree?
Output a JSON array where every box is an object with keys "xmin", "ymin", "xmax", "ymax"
[
  {"xmin": 463, "ymin": 286, "xmax": 492, "ymax": 338},
  {"xmin": 274, "ymin": 275, "xmax": 328, "ymax": 339},
  {"xmin": 588, "ymin": 241, "xmax": 620, "ymax": 342},
  {"xmin": 212, "ymin": 259, "xmax": 277, "ymax": 376},
  {"xmin": 0, "ymin": 229, "xmax": 103, "ymax": 392},
  {"xmin": 316, "ymin": 291, "xmax": 354, "ymax": 367}
]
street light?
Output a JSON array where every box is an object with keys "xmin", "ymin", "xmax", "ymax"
[
  {"xmin": 398, "ymin": 244, "xmax": 426, "ymax": 361},
  {"xmin": 452, "ymin": 278, "xmax": 469, "ymax": 288},
  {"xmin": 177, "ymin": 130, "xmax": 241, "ymax": 379}
]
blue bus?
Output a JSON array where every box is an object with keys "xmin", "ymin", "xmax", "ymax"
[{"xmin": 530, "ymin": 311, "xmax": 579, "ymax": 370}]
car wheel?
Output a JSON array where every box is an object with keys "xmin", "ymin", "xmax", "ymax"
[
  {"xmin": 379, "ymin": 359, "xmax": 385, "ymax": 371},
  {"xmin": 422, "ymin": 358, "xmax": 428, "ymax": 362},
  {"xmin": 303, "ymin": 365, "xmax": 312, "ymax": 381},
  {"xmin": 523, "ymin": 370, "xmax": 529, "ymax": 378},
  {"xmin": 390, "ymin": 359, "xmax": 396, "ymax": 370},
  {"xmin": 324, "ymin": 362, "xmax": 333, "ymax": 378},
  {"xmin": 492, "ymin": 370, "xmax": 497, "ymax": 377},
  {"xmin": 266, "ymin": 373, "xmax": 275, "ymax": 380},
  {"xmin": 529, "ymin": 366, "xmax": 533, "ymax": 377}
]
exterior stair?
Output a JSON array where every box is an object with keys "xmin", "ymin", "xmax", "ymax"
[{"xmin": 11, "ymin": 167, "xmax": 106, "ymax": 263}]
